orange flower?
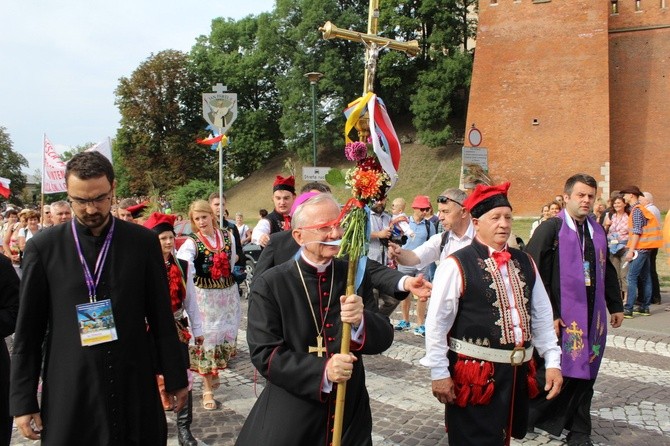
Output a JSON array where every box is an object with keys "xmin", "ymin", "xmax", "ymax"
[{"xmin": 352, "ymin": 169, "xmax": 381, "ymax": 200}]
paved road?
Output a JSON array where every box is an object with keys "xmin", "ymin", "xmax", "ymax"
[{"xmin": 11, "ymin": 296, "xmax": 670, "ymax": 445}]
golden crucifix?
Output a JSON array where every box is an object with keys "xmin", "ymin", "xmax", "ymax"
[
  {"xmin": 319, "ymin": 3, "xmax": 419, "ymax": 445},
  {"xmin": 320, "ymin": 0, "xmax": 418, "ymax": 142}
]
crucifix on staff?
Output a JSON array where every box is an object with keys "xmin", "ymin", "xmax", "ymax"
[{"xmin": 319, "ymin": 1, "xmax": 419, "ymax": 445}]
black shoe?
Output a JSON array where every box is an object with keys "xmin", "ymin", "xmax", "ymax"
[
  {"xmin": 566, "ymin": 432, "xmax": 594, "ymax": 446},
  {"xmin": 623, "ymin": 310, "xmax": 633, "ymax": 319}
]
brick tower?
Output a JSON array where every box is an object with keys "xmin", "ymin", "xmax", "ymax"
[{"xmin": 465, "ymin": 0, "xmax": 669, "ymax": 215}]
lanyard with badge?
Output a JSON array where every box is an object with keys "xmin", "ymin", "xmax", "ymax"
[
  {"xmin": 72, "ymin": 218, "xmax": 119, "ymax": 346},
  {"xmin": 577, "ymin": 220, "xmax": 591, "ymax": 287}
]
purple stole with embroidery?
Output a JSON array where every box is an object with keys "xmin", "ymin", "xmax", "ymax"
[{"xmin": 557, "ymin": 210, "xmax": 608, "ymax": 379}]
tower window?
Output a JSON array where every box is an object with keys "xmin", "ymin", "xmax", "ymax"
[
  {"xmin": 611, "ymin": 0, "xmax": 619, "ymax": 13},
  {"xmin": 635, "ymin": 0, "xmax": 642, "ymax": 11}
]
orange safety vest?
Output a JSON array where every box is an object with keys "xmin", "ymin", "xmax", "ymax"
[{"xmin": 627, "ymin": 204, "xmax": 663, "ymax": 250}]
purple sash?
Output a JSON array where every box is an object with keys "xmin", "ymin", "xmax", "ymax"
[{"xmin": 557, "ymin": 210, "xmax": 608, "ymax": 379}]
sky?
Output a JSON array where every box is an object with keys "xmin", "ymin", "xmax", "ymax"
[{"xmin": 0, "ymin": 0, "xmax": 276, "ymax": 175}]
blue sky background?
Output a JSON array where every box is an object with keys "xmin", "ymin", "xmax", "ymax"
[{"xmin": 0, "ymin": 0, "xmax": 275, "ymax": 174}]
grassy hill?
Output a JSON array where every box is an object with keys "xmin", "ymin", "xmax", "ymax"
[{"xmin": 225, "ymin": 140, "xmax": 464, "ymax": 224}]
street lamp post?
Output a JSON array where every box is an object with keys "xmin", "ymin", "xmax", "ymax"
[{"xmin": 305, "ymin": 72, "xmax": 323, "ymax": 167}]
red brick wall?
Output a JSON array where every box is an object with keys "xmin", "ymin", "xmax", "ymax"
[
  {"xmin": 609, "ymin": 4, "xmax": 670, "ymax": 209},
  {"xmin": 466, "ymin": 1, "xmax": 612, "ymax": 215}
]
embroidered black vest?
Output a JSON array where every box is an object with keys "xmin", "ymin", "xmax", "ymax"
[
  {"xmin": 266, "ymin": 210, "xmax": 287, "ymax": 234},
  {"xmin": 450, "ymin": 239, "xmax": 536, "ymax": 350},
  {"xmin": 189, "ymin": 230, "xmax": 235, "ymax": 289}
]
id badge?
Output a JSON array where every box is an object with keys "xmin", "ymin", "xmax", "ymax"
[
  {"xmin": 583, "ymin": 261, "xmax": 591, "ymax": 287},
  {"xmin": 76, "ymin": 299, "xmax": 118, "ymax": 347}
]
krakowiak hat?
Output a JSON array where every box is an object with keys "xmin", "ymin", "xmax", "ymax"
[
  {"xmin": 289, "ymin": 191, "xmax": 319, "ymax": 217},
  {"xmin": 463, "ymin": 182, "xmax": 512, "ymax": 218},
  {"xmin": 126, "ymin": 202, "xmax": 148, "ymax": 219},
  {"xmin": 619, "ymin": 185, "xmax": 642, "ymax": 197},
  {"xmin": 273, "ymin": 175, "xmax": 295, "ymax": 194},
  {"xmin": 143, "ymin": 212, "xmax": 176, "ymax": 235},
  {"xmin": 411, "ymin": 195, "xmax": 431, "ymax": 209}
]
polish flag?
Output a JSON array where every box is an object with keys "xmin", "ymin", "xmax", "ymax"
[
  {"xmin": 196, "ymin": 134, "xmax": 224, "ymax": 145},
  {"xmin": 0, "ymin": 177, "xmax": 11, "ymax": 199}
]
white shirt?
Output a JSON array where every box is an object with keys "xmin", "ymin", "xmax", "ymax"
[
  {"xmin": 181, "ymin": 266, "xmax": 203, "ymax": 338},
  {"xmin": 251, "ymin": 219, "xmax": 271, "ymax": 244},
  {"xmin": 421, "ymin": 241, "xmax": 561, "ymax": 380},
  {"xmin": 413, "ymin": 221, "xmax": 475, "ymax": 270}
]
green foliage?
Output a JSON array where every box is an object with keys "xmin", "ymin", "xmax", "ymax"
[
  {"xmin": 113, "ymin": 1, "xmax": 476, "ymax": 185},
  {"xmin": 60, "ymin": 142, "xmax": 95, "ymax": 162},
  {"xmin": 114, "ymin": 50, "xmax": 215, "ymax": 195},
  {"xmin": 0, "ymin": 126, "xmax": 28, "ymax": 205},
  {"xmin": 411, "ymin": 51, "xmax": 472, "ymax": 147},
  {"xmin": 167, "ymin": 179, "xmax": 217, "ymax": 214}
]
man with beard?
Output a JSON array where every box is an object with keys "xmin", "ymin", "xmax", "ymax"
[
  {"xmin": 251, "ymin": 175, "xmax": 296, "ymax": 247},
  {"xmin": 10, "ymin": 151, "xmax": 188, "ymax": 444}
]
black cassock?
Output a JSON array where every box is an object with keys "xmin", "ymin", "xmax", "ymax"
[
  {"xmin": 236, "ymin": 257, "xmax": 394, "ymax": 446},
  {"xmin": 10, "ymin": 218, "xmax": 187, "ymax": 445}
]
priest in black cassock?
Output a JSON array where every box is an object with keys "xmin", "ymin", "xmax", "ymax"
[
  {"xmin": 10, "ymin": 152, "xmax": 188, "ymax": 445},
  {"xmin": 236, "ymin": 194, "xmax": 394, "ymax": 446}
]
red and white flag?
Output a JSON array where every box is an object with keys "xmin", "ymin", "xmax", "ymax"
[
  {"xmin": 42, "ymin": 135, "xmax": 67, "ymax": 194},
  {"xmin": 0, "ymin": 177, "xmax": 11, "ymax": 199}
]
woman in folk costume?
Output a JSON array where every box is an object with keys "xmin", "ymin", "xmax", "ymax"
[
  {"xmin": 177, "ymin": 200, "xmax": 240, "ymax": 411},
  {"xmin": 143, "ymin": 212, "xmax": 203, "ymax": 446}
]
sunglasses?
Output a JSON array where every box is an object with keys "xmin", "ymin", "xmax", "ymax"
[
  {"xmin": 419, "ymin": 208, "xmax": 430, "ymax": 212},
  {"xmin": 437, "ymin": 196, "xmax": 463, "ymax": 207}
]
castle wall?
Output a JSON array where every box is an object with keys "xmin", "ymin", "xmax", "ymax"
[
  {"xmin": 609, "ymin": 2, "xmax": 670, "ymax": 207},
  {"xmin": 466, "ymin": 1, "xmax": 612, "ymax": 215}
]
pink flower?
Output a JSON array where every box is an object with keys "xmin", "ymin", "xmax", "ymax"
[{"xmin": 344, "ymin": 142, "xmax": 368, "ymax": 161}]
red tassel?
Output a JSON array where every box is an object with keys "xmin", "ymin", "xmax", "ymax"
[
  {"xmin": 478, "ymin": 361, "xmax": 495, "ymax": 405},
  {"xmin": 527, "ymin": 358, "xmax": 540, "ymax": 399},
  {"xmin": 453, "ymin": 356, "xmax": 495, "ymax": 407}
]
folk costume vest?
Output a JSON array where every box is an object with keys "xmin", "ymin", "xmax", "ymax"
[
  {"xmin": 556, "ymin": 210, "xmax": 608, "ymax": 380},
  {"xmin": 266, "ymin": 210, "xmax": 289, "ymax": 234},
  {"xmin": 627, "ymin": 204, "xmax": 663, "ymax": 250},
  {"xmin": 448, "ymin": 239, "xmax": 538, "ymax": 407},
  {"xmin": 450, "ymin": 238, "xmax": 536, "ymax": 351},
  {"xmin": 189, "ymin": 230, "xmax": 235, "ymax": 289},
  {"xmin": 166, "ymin": 256, "xmax": 191, "ymax": 344}
]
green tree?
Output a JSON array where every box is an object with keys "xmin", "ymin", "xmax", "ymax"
[
  {"xmin": 411, "ymin": 51, "xmax": 472, "ymax": 146},
  {"xmin": 190, "ymin": 14, "xmax": 286, "ymax": 176},
  {"xmin": 0, "ymin": 126, "xmax": 28, "ymax": 205},
  {"xmin": 168, "ymin": 179, "xmax": 217, "ymax": 214},
  {"xmin": 115, "ymin": 50, "xmax": 215, "ymax": 194}
]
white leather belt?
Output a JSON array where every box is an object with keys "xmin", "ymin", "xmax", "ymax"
[{"xmin": 449, "ymin": 338, "xmax": 533, "ymax": 366}]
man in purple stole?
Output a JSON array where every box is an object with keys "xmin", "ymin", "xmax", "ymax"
[
  {"xmin": 527, "ymin": 173, "xmax": 624, "ymax": 446},
  {"xmin": 424, "ymin": 182, "xmax": 562, "ymax": 446}
]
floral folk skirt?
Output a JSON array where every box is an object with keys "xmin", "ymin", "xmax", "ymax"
[{"xmin": 189, "ymin": 283, "xmax": 241, "ymax": 375}]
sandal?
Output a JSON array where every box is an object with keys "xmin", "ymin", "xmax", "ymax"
[
  {"xmin": 202, "ymin": 391, "xmax": 217, "ymax": 410},
  {"xmin": 211, "ymin": 375, "xmax": 221, "ymax": 390}
]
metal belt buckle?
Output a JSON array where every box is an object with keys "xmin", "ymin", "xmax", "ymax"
[{"xmin": 510, "ymin": 346, "xmax": 526, "ymax": 366}]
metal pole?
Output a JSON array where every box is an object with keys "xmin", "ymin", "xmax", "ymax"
[{"xmin": 310, "ymin": 81, "xmax": 318, "ymax": 167}]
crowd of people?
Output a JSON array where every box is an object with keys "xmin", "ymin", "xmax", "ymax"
[{"xmin": 0, "ymin": 152, "xmax": 668, "ymax": 446}]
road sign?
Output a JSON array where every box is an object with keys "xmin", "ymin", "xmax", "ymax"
[
  {"xmin": 468, "ymin": 127, "xmax": 482, "ymax": 147},
  {"xmin": 202, "ymin": 83, "xmax": 237, "ymax": 134},
  {"xmin": 302, "ymin": 166, "xmax": 331, "ymax": 181}
]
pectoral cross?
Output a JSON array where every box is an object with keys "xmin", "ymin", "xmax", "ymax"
[{"xmin": 308, "ymin": 335, "xmax": 326, "ymax": 357}]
